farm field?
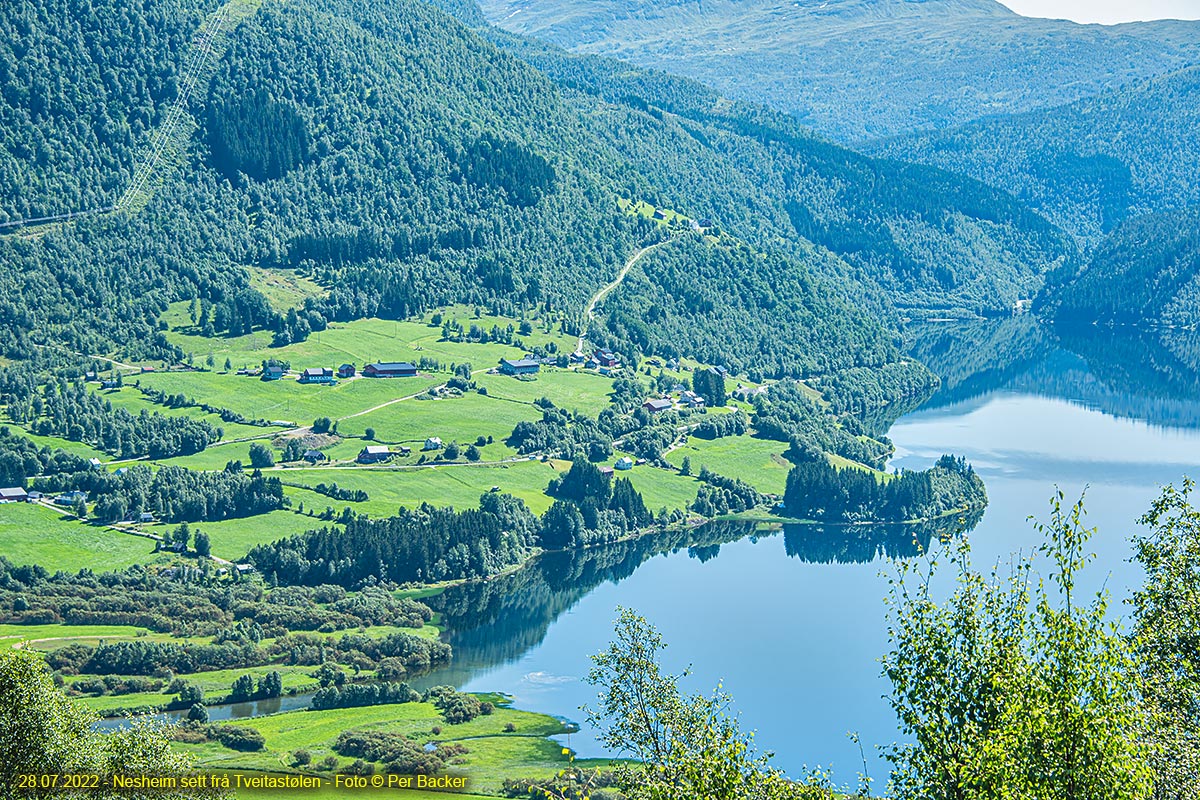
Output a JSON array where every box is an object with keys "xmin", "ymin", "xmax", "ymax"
[
  {"xmin": 96, "ymin": 386, "xmax": 269, "ymax": 441},
  {"xmin": 0, "ymin": 502, "xmax": 159, "ymax": 572},
  {"xmin": 135, "ymin": 371, "xmax": 443, "ymax": 428},
  {"xmin": 665, "ymin": 435, "xmax": 791, "ymax": 495},
  {"xmin": 178, "ymin": 697, "xmax": 603, "ymax": 794},
  {"xmin": 474, "ymin": 369, "xmax": 614, "ymax": 416},
  {"xmin": 166, "ymin": 508, "xmax": 337, "ymax": 562},
  {"xmin": 159, "ymin": 308, "xmax": 576, "ymax": 380},
  {"xmin": 2, "ymin": 425, "xmax": 110, "ymax": 461},
  {"xmin": 619, "ymin": 463, "xmax": 701, "ymax": 512},
  {"xmin": 336, "ymin": 392, "xmax": 533, "ymax": 448},
  {"xmin": 0, "ymin": 622, "xmax": 172, "ymax": 649},
  {"xmin": 68, "ymin": 664, "xmax": 326, "ymax": 714},
  {"xmin": 280, "ymin": 460, "xmax": 564, "ymax": 518}
]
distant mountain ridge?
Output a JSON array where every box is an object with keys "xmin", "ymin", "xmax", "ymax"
[
  {"xmin": 868, "ymin": 65, "xmax": 1200, "ymax": 245},
  {"xmin": 475, "ymin": 0, "xmax": 1200, "ymax": 141}
]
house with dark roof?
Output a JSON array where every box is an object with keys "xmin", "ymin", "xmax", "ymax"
[
  {"xmin": 303, "ymin": 449, "xmax": 328, "ymax": 463},
  {"xmin": 357, "ymin": 445, "xmax": 392, "ymax": 464},
  {"xmin": 363, "ymin": 362, "xmax": 418, "ymax": 378},
  {"xmin": 299, "ymin": 367, "xmax": 335, "ymax": 384},
  {"xmin": 499, "ymin": 358, "xmax": 540, "ymax": 376},
  {"xmin": 643, "ymin": 398, "xmax": 673, "ymax": 414},
  {"xmin": 262, "ymin": 365, "xmax": 286, "ymax": 381},
  {"xmin": 337, "ymin": 364, "xmax": 356, "ymax": 379},
  {"xmin": 594, "ymin": 349, "xmax": 619, "ymax": 368}
]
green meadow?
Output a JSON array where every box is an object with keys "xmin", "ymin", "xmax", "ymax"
[
  {"xmin": 134, "ymin": 370, "xmax": 443, "ymax": 428},
  {"xmin": 474, "ymin": 369, "xmax": 614, "ymax": 416},
  {"xmin": 160, "ymin": 307, "xmax": 576, "ymax": 380},
  {"xmin": 280, "ymin": 460, "xmax": 564, "ymax": 518},
  {"xmin": 174, "ymin": 509, "xmax": 336, "ymax": 561},
  {"xmin": 2, "ymin": 425, "xmax": 110, "ymax": 461},
  {"xmin": 336, "ymin": 392, "xmax": 533, "ymax": 448},
  {"xmin": 0, "ymin": 502, "xmax": 159, "ymax": 572},
  {"xmin": 97, "ymin": 386, "xmax": 268, "ymax": 441},
  {"xmin": 665, "ymin": 435, "xmax": 792, "ymax": 494},
  {"xmin": 180, "ymin": 698, "xmax": 602, "ymax": 795}
]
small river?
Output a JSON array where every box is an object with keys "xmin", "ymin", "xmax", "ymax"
[{"xmin": 117, "ymin": 319, "xmax": 1200, "ymax": 789}]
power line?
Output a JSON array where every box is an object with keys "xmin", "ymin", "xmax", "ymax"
[{"xmin": 1, "ymin": 3, "xmax": 234, "ymax": 232}]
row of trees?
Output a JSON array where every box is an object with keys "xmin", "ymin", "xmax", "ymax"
[
  {"xmin": 783, "ymin": 454, "xmax": 987, "ymax": 523},
  {"xmin": 2, "ymin": 373, "xmax": 219, "ymax": 459},
  {"xmin": 38, "ymin": 464, "xmax": 284, "ymax": 524}
]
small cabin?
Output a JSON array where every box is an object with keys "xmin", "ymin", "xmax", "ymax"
[{"xmin": 357, "ymin": 445, "xmax": 392, "ymax": 464}]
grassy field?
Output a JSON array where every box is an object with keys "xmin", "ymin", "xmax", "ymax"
[
  {"xmin": 474, "ymin": 369, "xmax": 614, "ymax": 416},
  {"xmin": 665, "ymin": 435, "xmax": 791, "ymax": 495},
  {"xmin": 608, "ymin": 461, "xmax": 701, "ymax": 513},
  {"xmin": 0, "ymin": 502, "xmax": 160, "ymax": 571},
  {"xmin": 0, "ymin": 622, "xmax": 164, "ymax": 648},
  {"xmin": 134, "ymin": 370, "xmax": 443, "ymax": 428},
  {"xmin": 176, "ymin": 509, "xmax": 337, "ymax": 561},
  {"xmin": 97, "ymin": 386, "xmax": 268, "ymax": 441},
  {"xmin": 337, "ymin": 392, "xmax": 533, "ymax": 449},
  {"xmin": 2, "ymin": 425, "xmax": 110, "ymax": 461},
  {"xmin": 280, "ymin": 460, "xmax": 563, "ymax": 517},
  {"xmin": 181, "ymin": 698, "xmax": 599, "ymax": 795},
  {"xmin": 159, "ymin": 309, "xmax": 576, "ymax": 382},
  {"xmin": 71, "ymin": 664, "xmax": 325, "ymax": 714},
  {"xmin": 246, "ymin": 267, "xmax": 326, "ymax": 313}
]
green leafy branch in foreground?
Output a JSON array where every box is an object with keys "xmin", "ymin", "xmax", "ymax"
[
  {"xmin": 0, "ymin": 647, "xmax": 225, "ymax": 800},
  {"xmin": 883, "ymin": 492, "xmax": 1154, "ymax": 800},
  {"xmin": 1131, "ymin": 479, "xmax": 1200, "ymax": 799},
  {"xmin": 580, "ymin": 607, "xmax": 845, "ymax": 800}
]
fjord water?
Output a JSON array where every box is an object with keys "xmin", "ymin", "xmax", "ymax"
[{"xmin": 427, "ymin": 318, "xmax": 1200, "ymax": 786}]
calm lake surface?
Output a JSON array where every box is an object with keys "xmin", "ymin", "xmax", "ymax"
[
  {"xmin": 118, "ymin": 320, "xmax": 1200, "ymax": 787},
  {"xmin": 424, "ymin": 319, "xmax": 1200, "ymax": 787}
]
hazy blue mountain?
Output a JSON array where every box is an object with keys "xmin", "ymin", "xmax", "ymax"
[
  {"xmin": 472, "ymin": 0, "xmax": 1200, "ymax": 142},
  {"xmin": 870, "ymin": 66, "xmax": 1200, "ymax": 244}
]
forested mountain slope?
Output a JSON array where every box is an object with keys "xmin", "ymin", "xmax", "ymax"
[
  {"xmin": 471, "ymin": 0, "xmax": 1200, "ymax": 142},
  {"xmin": 870, "ymin": 66, "xmax": 1200, "ymax": 245},
  {"xmin": 0, "ymin": 0, "xmax": 1072, "ymax": 374},
  {"xmin": 1038, "ymin": 209, "xmax": 1200, "ymax": 327}
]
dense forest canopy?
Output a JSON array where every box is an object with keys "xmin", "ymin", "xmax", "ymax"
[
  {"xmin": 0, "ymin": 0, "xmax": 1082, "ymax": 380},
  {"xmin": 871, "ymin": 66, "xmax": 1200, "ymax": 246}
]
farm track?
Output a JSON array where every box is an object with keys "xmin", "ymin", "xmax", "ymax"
[{"xmin": 576, "ymin": 239, "xmax": 672, "ymax": 354}]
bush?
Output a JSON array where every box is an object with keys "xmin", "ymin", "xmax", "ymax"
[
  {"xmin": 211, "ymin": 725, "xmax": 266, "ymax": 752},
  {"xmin": 248, "ymin": 443, "xmax": 275, "ymax": 469},
  {"xmin": 293, "ymin": 749, "xmax": 312, "ymax": 766}
]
